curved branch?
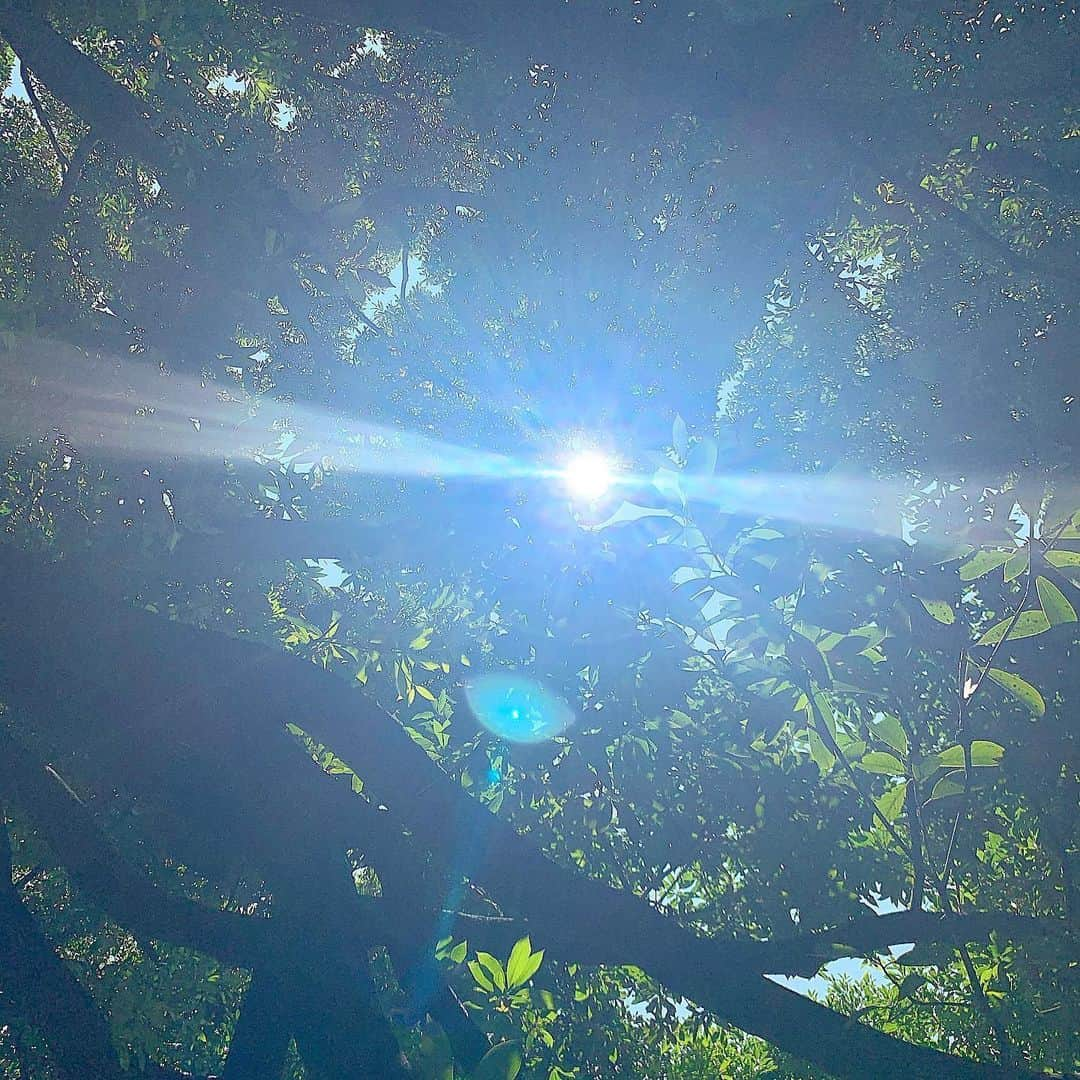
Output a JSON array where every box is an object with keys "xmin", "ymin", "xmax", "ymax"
[
  {"xmin": 0, "ymin": 809, "xmax": 126, "ymax": 1079},
  {"xmin": 0, "ymin": 543, "xmax": 1063, "ymax": 1080}
]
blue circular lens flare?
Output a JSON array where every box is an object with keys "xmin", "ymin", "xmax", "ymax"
[
  {"xmin": 563, "ymin": 451, "xmax": 615, "ymax": 500},
  {"xmin": 465, "ymin": 674, "xmax": 575, "ymax": 743}
]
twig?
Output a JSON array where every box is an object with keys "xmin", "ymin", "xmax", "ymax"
[
  {"xmin": 807, "ymin": 686, "xmax": 910, "ymax": 855},
  {"xmin": 21, "ymin": 63, "xmax": 69, "ymax": 178}
]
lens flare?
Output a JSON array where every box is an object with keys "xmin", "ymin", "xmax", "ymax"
[
  {"xmin": 465, "ymin": 673, "xmax": 575, "ymax": 743},
  {"xmin": 563, "ymin": 451, "xmax": 615, "ymax": 500}
]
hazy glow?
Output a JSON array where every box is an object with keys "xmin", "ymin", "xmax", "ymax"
[
  {"xmin": 4, "ymin": 338, "xmax": 1067, "ymax": 549},
  {"xmin": 563, "ymin": 451, "xmax": 615, "ymax": 500},
  {"xmin": 465, "ymin": 673, "xmax": 575, "ymax": 743}
]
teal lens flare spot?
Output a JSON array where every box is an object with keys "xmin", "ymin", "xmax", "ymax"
[{"xmin": 465, "ymin": 674, "xmax": 575, "ymax": 743}]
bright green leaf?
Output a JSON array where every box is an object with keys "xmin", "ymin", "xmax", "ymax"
[
  {"xmin": 871, "ymin": 713, "xmax": 909, "ymax": 756},
  {"xmin": 505, "ymin": 936, "xmax": 544, "ymax": 988},
  {"xmin": 806, "ymin": 727, "xmax": 836, "ymax": 775},
  {"xmin": 475, "ymin": 952, "xmax": 506, "ymax": 992},
  {"xmin": 976, "ymin": 609, "xmax": 1050, "ymax": 646},
  {"xmin": 1045, "ymin": 550, "xmax": 1080, "ymax": 568},
  {"xmin": 958, "ymin": 550, "xmax": 1009, "ymax": 581},
  {"xmin": 856, "ymin": 751, "xmax": 906, "ymax": 776},
  {"xmin": 917, "ymin": 597, "xmax": 955, "ymax": 625},
  {"xmin": 927, "ymin": 769, "xmax": 966, "ymax": 802},
  {"xmin": 1037, "ymin": 576, "xmax": 1078, "ymax": 624},
  {"xmin": 1003, "ymin": 549, "xmax": 1028, "ymax": 582},
  {"xmin": 875, "ymin": 780, "xmax": 909, "ymax": 823},
  {"xmin": 937, "ymin": 740, "xmax": 1005, "ymax": 769},
  {"xmin": 987, "ymin": 668, "xmax": 1045, "ymax": 716},
  {"xmin": 468, "ymin": 959, "xmax": 494, "ymax": 993}
]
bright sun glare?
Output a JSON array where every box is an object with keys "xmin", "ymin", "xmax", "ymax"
[{"xmin": 563, "ymin": 451, "xmax": 615, "ymax": 500}]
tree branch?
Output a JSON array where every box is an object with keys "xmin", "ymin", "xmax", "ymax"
[
  {"xmin": 0, "ymin": 542, "xmax": 1062, "ymax": 1080},
  {"xmin": 0, "ymin": 808, "xmax": 128, "ymax": 1079},
  {"xmin": 20, "ymin": 63, "xmax": 68, "ymax": 177}
]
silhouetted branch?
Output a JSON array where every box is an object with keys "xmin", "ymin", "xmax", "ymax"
[
  {"xmin": 20, "ymin": 63, "xmax": 68, "ymax": 176},
  {"xmin": 0, "ymin": 807, "xmax": 128, "ymax": 1079},
  {"xmin": 0, "ymin": 542, "xmax": 1060, "ymax": 1080}
]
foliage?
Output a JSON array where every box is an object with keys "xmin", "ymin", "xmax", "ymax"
[{"xmin": 0, "ymin": 1, "xmax": 1077, "ymax": 1078}]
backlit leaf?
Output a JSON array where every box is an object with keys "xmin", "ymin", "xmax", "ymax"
[
  {"xmin": 927, "ymin": 769, "xmax": 966, "ymax": 802},
  {"xmin": 987, "ymin": 668, "xmax": 1045, "ymax": 716},
  {"xmin": 875, "ymin": 780, "xmax": 908, "ymax": 823},
  {"xmin": 1037, "ymin": 576, "xmax": 1078, "ymax": 624},
  {"xmin": 1045, "ymin": 550, "xmax": 1080, "ymax": 568},
  {"xmin": 871, "ymin": 713, "xmax": 909, "ymax": 756},
  {"xmin": 958, "ymin": 550, "xmax": 1009, "ymax": 581},
  {"xmin": 472, "ymin": 1042, "xmax": 523, "ymax": 1080},
  {"xmin": 976, "ymin": 609, "xmax": 1050, "ymax": 646},
  {"xmin": 506, "ymin": 936, "xmax": 544, "ymax": 988},
  {"xmin": 856, "ymin": 751, "xmax": 906, "ymax": 776},
  {"xmin": 917, "ymin": 597, "xmax": 955, "ymax": 625},
  {"xmin": 937, "ymin": 740, "xmax": 1004, "ymax": 768},
  {"xmin": 475, "ymin": 951, "xmax": 506, "ymax": 992}
]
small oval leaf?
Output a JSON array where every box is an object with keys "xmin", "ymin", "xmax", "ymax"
[{"xmin": 917, "ymin": 597, "xmax": 955, "ymax": 625}]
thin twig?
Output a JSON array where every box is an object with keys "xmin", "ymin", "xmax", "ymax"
[
  {"xmin": 807, "ymin": 687, "xmax": 910, "ymax": 855},
  {"xmin": 21, "ymin": 64, "xmax": 69, "ymax": 177}
]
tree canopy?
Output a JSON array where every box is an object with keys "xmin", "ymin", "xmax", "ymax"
[{"xmin": 0, "ymin": 1, "xmax": 1077, "ymax": 1077}]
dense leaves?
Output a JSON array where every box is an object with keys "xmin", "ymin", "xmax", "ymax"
[{"xmin": 0, "ymin": 1, "xmax": 1077, "ymax": 1078}]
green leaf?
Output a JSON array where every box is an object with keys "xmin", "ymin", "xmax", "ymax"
[
  {"xmin": 976, "ymin": 609, "xmax": 1050, "ymax": 646},
  {"xmin": 1003, "ymin": 549, "xmax": 1028, "ymax": 583},
  {"xmin": 471, "ymin": 1042, "xmax": 523, "ymax": 1080},
  {"xmin": 468, "ymin": 959, "xmax": 494, "ymax": 993},
  {"xmin": 871, "ymin": 713, "xmax": 909, "ymax": 756},
  {"xmin": 806, "ymin": 727, "xmax": 836, "ymax": 775},
  {"xmin": 856, "ymin": 751, "xmax": 906, "ymax": 776},
  {"xmin": 475, "ymin": 952, "xmax": 506, "ymax": 991},
  {"xmin": 937, "ymin": 740, "xmax": 1005, "ymax": 769},
  {"xmin": 450, "ymin": 940, "xmax": 469, "ymax": 964},
  {"xmin": 416, "ymin": 1025, "xmax": 454, "ymax": 1080},
  {"xmin": 958, "ymin": 550, "xmax": 1009, "ymax": 581},
  {"xmin": 410, "ymin": 628, "xmax": 434, "ymax": 650},
  {"xmin": 926, "ymin": 769, "xmax": 966, "ymax": 802},
  {"xmin": 917, "ymin": 597, "xmax": 955, "ymax": 625},
  {"xmin": 1045, "ymin": 550, "xmax": 1080, "ymax": 568},
  {"xmin": 1037, "ymin": 576, "xmax": 1078, "ymax": 625},
  {"xmin": 987, "ymin": 669, "xmax": 1045, "ymax": 716},
  {"xmin": 875, "ymin": 780, "xmax": 909, "ymax": 823},
  {"xmin": 505, "ymin": 936, "xmax": 544, "ymax": 988}
]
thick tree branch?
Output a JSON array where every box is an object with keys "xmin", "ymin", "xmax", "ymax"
[
  {"xmin": 0, "ymin": 808, "xmax": 128, "ymax": 1079},
  {"xmin": 0, "ymin": 730, "xmax": 478, "ymax": 1076},
  {"xmin": 0, "ymin": 542, "xmax": 1063, "ymax": 1080},
  {"xmin": 219, "ymin": 967, "xmax": 291, "ymax": 1080}
]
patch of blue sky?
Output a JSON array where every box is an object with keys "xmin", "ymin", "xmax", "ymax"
[{"xmin": 4, "ymin": 57, "xmax": 28, "ymax": 102}]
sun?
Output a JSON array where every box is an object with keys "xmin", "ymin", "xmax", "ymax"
[{"xmin": 562, "ymin": 450, "xmax": 615, "ymax": 500}]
